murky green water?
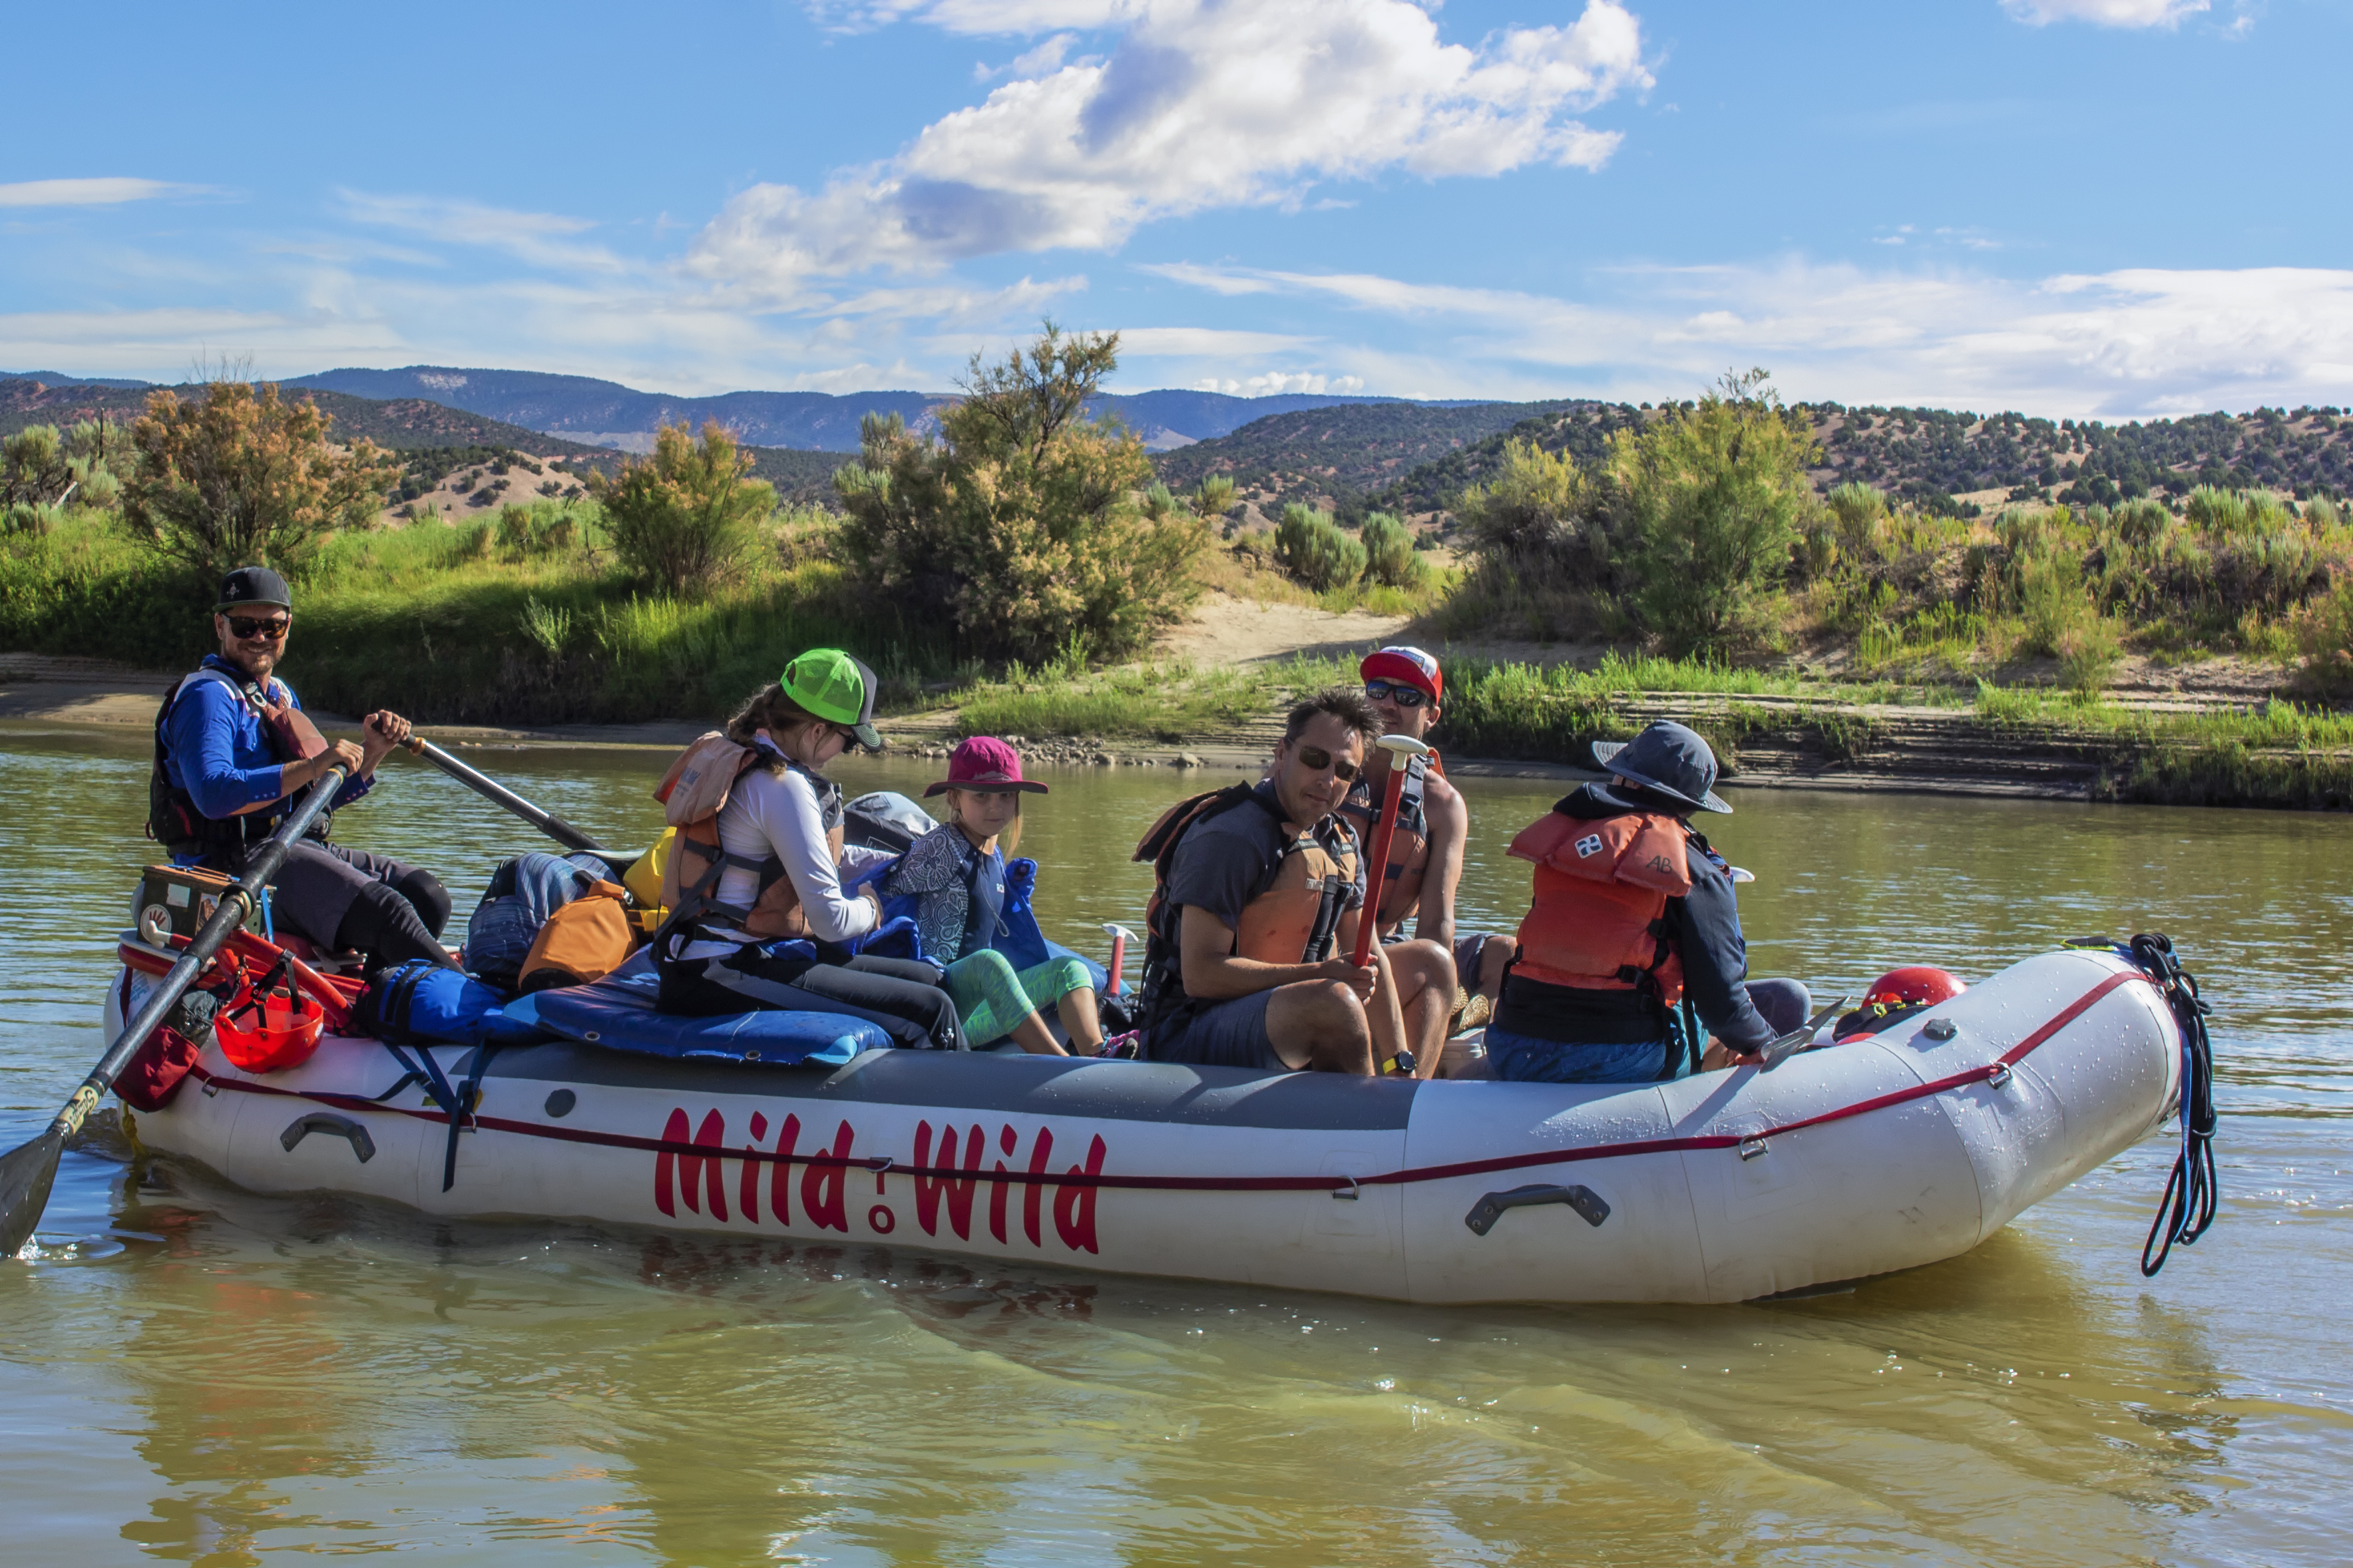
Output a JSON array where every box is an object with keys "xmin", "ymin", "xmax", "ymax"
[{"xmin": 3, "ymin": 721, "xmax": 2349, "ymax": 1565}]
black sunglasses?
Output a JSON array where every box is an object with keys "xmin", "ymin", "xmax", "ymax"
[
  {"xmin": 1363, "ymin": 680, "xmax": 1427, "ymax": 709},
  {"xmin": 225, "ymin": 615, "xmax": 290, "ymax": 641},
  {"xmin": 1294, "ymin": 745, "xmax": 1361, "ymax": 781}
]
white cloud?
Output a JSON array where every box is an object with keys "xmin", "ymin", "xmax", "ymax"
[
  {"xmin": 2001, "ymin": 0, "xmax": 2207, "ymax": 27},
  {"xmin": 1191, "ymin": 371, "xmax": 1365, "ymax": 395},
  {"xmin": 337, "ymin": 190, "xmax": 627, "ymax": 274},
  {"xmin": 692, "ymin": 0, "xmax": 1649, "ymax": 297},
  {"xmin": 0, "ymin": 177, "xmax": 198, "ymax": 208},
  {"xmin": 1118, "ymin": 325, "xmax": 1313, "ymax": 355},
  {"xmin": 976, "ymin": 31, "xmax": 1083, "ymax": 80},
  {"xmin": 1148, "ymin": 259, "xmax": 2353, "ymax": 417}
]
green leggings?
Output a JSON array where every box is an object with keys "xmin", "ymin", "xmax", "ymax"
[{"xmin": 940, "ymin": 949, "xmax": 1093, "ymax": 1046}]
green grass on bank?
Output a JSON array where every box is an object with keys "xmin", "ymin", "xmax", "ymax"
[
  {"xmin": 938, "ymin": 649, "xmax": 2353, "ymax": 809},
  {"xmin": 0, "ymin": 506, "xmax": 932, "ymax": 724}
]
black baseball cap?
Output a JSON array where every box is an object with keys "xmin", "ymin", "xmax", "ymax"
[{"xmin": 216, "ymin": 566, "xmax": 292, "ymax": 614}]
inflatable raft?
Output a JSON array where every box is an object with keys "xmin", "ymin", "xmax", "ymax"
[{"xmin": 103, "ymin": 942, "xmax": 2188, "ymax": 1304}]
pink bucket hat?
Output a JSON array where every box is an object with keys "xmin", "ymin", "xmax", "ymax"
[{"xmin": 923, "ymin": 735, "xmax": 1048, "ymax": 797}]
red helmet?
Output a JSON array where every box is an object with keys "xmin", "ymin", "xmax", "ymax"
[
  {"xmin": 212, "ymin": 956, "xmax": 325, "ymax": 1073},
  {"xmin": 1862, "ymin": 965, "xmax": 1966, "ymax": 1010}
]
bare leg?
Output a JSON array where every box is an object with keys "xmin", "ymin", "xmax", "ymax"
[
  {"xmin": 1056, "ymin": 987, "xmax": 1104, "ymax": 1054},
  {"xmin": 1384, "ymin": 939, "xmax": 1456, "ymax": 1075},
  {"xmin": 1264, "ymin": 980, "xmax": 1376, "ymax": 1075},
  {"xmin": 1477, "ymin": 935, "xmax": 1514, "ymax": 1001},
  {"xmin": 1008, "ymin": 1010, "xmax": 1070, "ymax": 1056}
]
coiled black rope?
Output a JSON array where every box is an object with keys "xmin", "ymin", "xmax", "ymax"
[{"xmin": 2129, "ymin": 932, "xmax": 2217, "ymax": 1276}]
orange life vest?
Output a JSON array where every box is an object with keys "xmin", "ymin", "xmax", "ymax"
[
  {"xmin": 1339, "ymin": 747, "xmax": 1445, "ymax": 932},
  {"xmin": 1132, "ymin": 785, "xmax": 1361, "ymax": 1031},
  {"xmin": 654, "ymin": 733, "xmax": 844, "ymax": 941},
  {"xmin": 1507, "ymin": 808, "xmax": 1693, "ymax": 1002}
]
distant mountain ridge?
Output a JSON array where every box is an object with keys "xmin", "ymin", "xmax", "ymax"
[{"xmin": 283, "ymin": 365, "xmax": 1432, "ymax": 453}]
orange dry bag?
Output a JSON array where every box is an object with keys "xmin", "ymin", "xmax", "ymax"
[{"xmin": 515, "ymin": 879, "xmax": 635, "ymax": 992}]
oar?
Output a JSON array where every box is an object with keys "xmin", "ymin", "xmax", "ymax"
[
  {"xmin": 398, "ymin": 734, "xmax": 613, "ymax": 859},
  {"xmin": 1348, "ymin": 735, "xmax": 1431, "ymax": 969},
  {"xmin": 0, "ymin": 767, "xmax": 347, "ymax": 1259}
]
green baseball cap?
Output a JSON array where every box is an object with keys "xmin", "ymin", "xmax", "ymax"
[{"xmin": 782, "ymin": 648, "xmax": 882, "ymax": 750}]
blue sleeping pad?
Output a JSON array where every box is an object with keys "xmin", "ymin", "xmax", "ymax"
[{"xmin": 516, "ymin": 952, "xmax": 887, "ymax": 1067}]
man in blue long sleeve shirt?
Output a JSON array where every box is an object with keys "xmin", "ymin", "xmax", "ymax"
[{"xmin": 150, "ymin": 566, "xmax": 456, "ymax": 972}]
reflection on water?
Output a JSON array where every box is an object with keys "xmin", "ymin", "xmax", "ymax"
[{"xmin": 3, "ymin": 721, "xmax": 2351, "ymax": 1564}]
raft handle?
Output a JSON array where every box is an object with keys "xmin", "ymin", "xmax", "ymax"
[
  {"xmin": 1333, "ymin": 1176, "xmax": 1361, "ymax": 1201},
  {"xmin": 280, "ymin": 1112, "xmax": 376, "ymax": 1165},
  {"xmin": 1739, "ymin": 1137, "xmax": 1769, "ymax": 1161},
  {"xmin": 1464, "ymin": 1183, "xmax": 1609, "ymax": 1236},
  {"xmin": 1986, "ymin": 1064, "xmax": 2012, "ymax": 1089}
]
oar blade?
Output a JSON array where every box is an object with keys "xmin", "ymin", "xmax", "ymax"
[{"xmin": 0, "ymin": 1126, "xmax": 67, "ymax": 1259}]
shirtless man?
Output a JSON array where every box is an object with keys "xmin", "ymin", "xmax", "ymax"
[{"xmin": 1339, "ymin": 647, "xmax": 1516, "ymax": 1077}]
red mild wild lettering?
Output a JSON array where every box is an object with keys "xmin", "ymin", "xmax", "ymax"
[
  {"xmin": 1022, "ymin": 1125, "xmax": 1054, "ymax": 1247},
  {"xmin": 654, "ymin": 1107, "xmax": 730, "ymax": 1221},
  {"xmin": 768, "ymin": 1112, "xmax": 801, "ymax": 1227},
  {"xmin": 913, "ymin": 1121, "xmax": 982, "ymax": 1241},
  {"xmin": 1054, "ymin": 1134, "xmax": 1108, "ymax": 1254},
  {"xmin": 654, "ymin": 1107, "xmax": 690, "ymax": 1217},
  {"xmin": 988, "ymin": 1127, "xmax": 1012, "ymax": 1244},
  {"xmin": 802, "ymin": 1120, "xmax": 855, "ymax": 1232},
  {"xmin": 690, "ymin": 1109, "xmax": 728, "ymax": 1221}
]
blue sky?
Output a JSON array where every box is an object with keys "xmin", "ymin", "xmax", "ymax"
[{"xmin": 3, "ymin": 0, "xmax": 2346, "ymax": 416}]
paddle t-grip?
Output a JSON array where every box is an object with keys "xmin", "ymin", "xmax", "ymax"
[
  {"xmin": 1347, "ymin": 733, "xmax": 1432, "ymax": 969},
  {"xmin": 1101, "ymin": 923, "xmax": 1136, "ymax": 995}
]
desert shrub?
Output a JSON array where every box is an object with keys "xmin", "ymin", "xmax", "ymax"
[
  {"xmin": 1610, "ymin": 369, "xmax": 1819, "ymax": 655},
  {"xmin": 2291, "ymin": 577, "xmax": 2353, "ymax": 690},
  {"xmin": 1434, "ymin": 437, "xmax": 1629, "ymax": 640},
  {"xmin": 2183, "ymin": 485, "xmax": 2246, "ymax": 535},
  {"xmin": 1824, "ymin": 483, "xmax": 1888, "ymax": 556},
  {"xmin": 833, "ymin": 324, "xmax": 1209, "ymax": 662},
  {"xmin": 121, "ymin": 381, "xmax": 399, "ymax": 577},
  {"xmin": 1357, "ymin": 510, "xmax": 1426, "ymax": 588},
  {"xmin": 588, "ymin": 421, "xmax": 773, "ymax": 596},
  {"xmin": 1274, "ymin": 503, "xmax": 1366, "ymax": 590}
]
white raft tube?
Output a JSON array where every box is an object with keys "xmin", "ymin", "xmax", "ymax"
[{"xmin": 107, "ymin": 947, "xmax": 2181, "ymax": 1305}]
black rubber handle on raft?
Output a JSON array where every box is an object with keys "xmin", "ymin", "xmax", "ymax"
[
  {"xmin": 1464, "ymin": 1183, "xmax": 1610, "ymax": 1235},
  {"xmin": 280, "ymin": 1112, "xmax": 377, "ymax": 1164}
]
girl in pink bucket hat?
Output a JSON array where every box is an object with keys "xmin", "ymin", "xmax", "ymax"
[{"xmin": 882, "ymin": 737, "xmax": 1109, "ymax": 1055}]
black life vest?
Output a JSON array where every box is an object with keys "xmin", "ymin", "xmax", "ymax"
[
  {"xmin": 1130, "ymin": 783, "xmax": 1358, "ymax": 1036},
  {"xmin": 147, "ymin": 664, "xmax": 333, "ymax": 859}
]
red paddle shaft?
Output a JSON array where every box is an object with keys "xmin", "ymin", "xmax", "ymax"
[{"xmin": 1348, "ymin": 735, "xmax": 1428, "ymax": 968}]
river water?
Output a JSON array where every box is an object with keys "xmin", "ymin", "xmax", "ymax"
[{"xmin": 2, "ymin": 721, "xmax": 2349, "ymax": 1566}]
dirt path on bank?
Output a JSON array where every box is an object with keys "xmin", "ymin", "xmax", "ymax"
[{"xmin": 1151, "ymin": 591, "xmax": 1411, "ymax": 667}]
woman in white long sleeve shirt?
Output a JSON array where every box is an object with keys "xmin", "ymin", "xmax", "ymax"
[{"xmin": 654, "ymin": 661, "xmax": 964, "ymax": 1051}]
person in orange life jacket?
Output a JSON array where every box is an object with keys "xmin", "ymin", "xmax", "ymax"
[
  {"xmin": 884, "ymin": 737, "xmax": 1106, "ymax": 1056},
  {"xmin": 150, "ymin": 566, "xmax": 453, "ymax": 973},
  {"xmin": 1140, "ymin": 687, "xmax": 1412, "ymax": 1076},
  {"xmin": 1340, "ymin": 646, "xmax": 1516, "ymax": 1076},
  {"xmin": 652, "ymin": 651, "xmax": 964, "ymax": 1052},
  {"xmin": 1487, "ymin": 721, "xmax": 1812, "ymax": 1084}
]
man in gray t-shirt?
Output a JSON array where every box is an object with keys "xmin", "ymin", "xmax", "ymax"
[{"xmin": 1141, "ymin": 689, "xmax": 1412, "ymax": 1076}]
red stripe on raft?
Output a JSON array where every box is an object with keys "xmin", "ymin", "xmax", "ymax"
[{"xmin": 183, "ymin": 969, "xmax": 2152, "ymax": 1195}]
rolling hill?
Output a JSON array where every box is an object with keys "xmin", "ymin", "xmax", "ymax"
[
  {"xmin": 284, "ymin": 365, "xmax": 1418, "ymax": 454},
  {"xmin": 1151, "ymin": 399, "xmax": 1587, "ymax": 516}
]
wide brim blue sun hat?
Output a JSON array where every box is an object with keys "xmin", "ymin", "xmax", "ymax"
[{"xmin": 1590, "ymin": 724, "xmax": 1733, "ymax": 815}]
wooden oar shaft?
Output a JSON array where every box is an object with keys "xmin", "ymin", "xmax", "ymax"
[{"xmin": 401, "ymin": 735, "xmax": 610, "ymax": 858}]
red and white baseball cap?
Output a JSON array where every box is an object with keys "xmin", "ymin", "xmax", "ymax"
[{"xmin": 1360, "ymin": 645, "xmax": 1442, "ymax": 705}]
